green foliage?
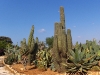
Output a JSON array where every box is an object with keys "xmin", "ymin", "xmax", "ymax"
[
  {"xmin": 5, "ymin": 45, "xmax": 21, "ymax": 65},
  {"xmin": 20, "ymin": 38, "xmax": 27, "ymax": 56},
  {"xmin": 50, "ymin": 62, "xmax": 56, "ymax": 72},
  {"xmin": 46, "ymin": 36, "xmax": 53, "ymax": 48},
  {"xmin": 0, "ymin": 40, "xmax": 8, "ymax": 49},
  {"xmin": 19, "ymin": 25, "xmax": 39, "ymax": 66},
  {"xmin": 91, "ymin": 66, "xmax": 100, "ymax": 71},
  {"xmin": 67, "ymin": 29, "xmax": 72, "ymax": 50},
  {"xmin": 52, "ymin": 6, "xmax": 69, "ymax": 73},
  {"xmin": 62, "ymin": 40, "xmax": 100, "ymax": 74},
  {"xmin": 27, "ymin": 25, "xmax": 35, "ymax": 65},
  {"xmin": 0, "ymin": 36, "xmax": 13, "ymax": 43},
  {"xmin": 0, "ymin": 40, "xmax": 11, "ymax": 55},
  {"xmin": 28, "ymin": 25, "xmax": 34, "ymax": 50},
  {"xmin": 33, "ymin": 49, "xmax": 52, "ymax": 71}
]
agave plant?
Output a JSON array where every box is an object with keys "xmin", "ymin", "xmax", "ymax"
[
  {"xmin": 4, "ymin": 45, "xmax": 21, "ymax": 65},
  {"xmin": 62, "ymin": 41, "xmax": 100, "ymax": 75}
]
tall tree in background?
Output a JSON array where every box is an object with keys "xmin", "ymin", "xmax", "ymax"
[
  {"xmin": 0, "ymin": 36, "xmax": 13, "ymax": 56},
  {"xmin": 46, "ymin": 36, "xmax": 53, "ymax": 48}
]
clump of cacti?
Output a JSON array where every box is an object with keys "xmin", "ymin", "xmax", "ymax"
[
  {"xmin": 62, "ymin": 40, "xmax": 100, "ymax": 75},
  {"xmin": 4, "ymin": 6, "xmax": 100, "ymax": 75},
  {"xmin": 33, "ymin": 47, "xmax": 52, "ymax": 71},
  {"xmin": 4, "ymin": 45, "xmax": 20, "ymax": 65},
  {"xmin": 52, "ymin": 6, "xmax": 72, "ymax": 72},
  {"xmin": 5, "ymin": 25, "xmax": 40, "ymax": 66}
]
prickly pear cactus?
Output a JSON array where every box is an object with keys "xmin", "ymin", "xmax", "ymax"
[{"xmin": 33, "ymin": 49, "xmax": 52, "ymax": 71}]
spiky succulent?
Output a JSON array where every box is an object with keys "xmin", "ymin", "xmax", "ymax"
[
  {"xmin": 4, "ymin": 45, "xmax": 21, "ymax": 65},
  {"xmin": 62, "ymin": 40, "xmax": 100, "ymax": 75},
  {"xmin": 33, "ymin": 49, "xmax": 52, "ymax": 71}
]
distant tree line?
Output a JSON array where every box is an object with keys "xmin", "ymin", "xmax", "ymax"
[{"xmin": 0, "ymin": 36, "xmax": 13, "ymax": 56}]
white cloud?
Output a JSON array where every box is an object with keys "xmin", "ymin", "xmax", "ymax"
[
  {"xmin": 77, "ymin": 36, "xmax": 81, "ymax": 38},
  {"xmin": 73, "ymin": 26, "xmax": 76, "ymax": 28},
  {"xmin": 38, "ymin": 29, "xmax": 46, "ymax": 33}
]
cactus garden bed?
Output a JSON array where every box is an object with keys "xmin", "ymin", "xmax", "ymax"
[{"xmin": 3, "ymin": 6, "xmax": 100, "ymax": 75}]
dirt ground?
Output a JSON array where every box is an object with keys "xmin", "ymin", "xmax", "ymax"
[
  {"xmin": 11, "ymin": 64, "xmax": 63, "ymax": 75},
  {"xmin": 11, "ymin": 63, "xmax": 100, "ymax": 75},
  {"xmin": 7, "ymin": 63, "xmax": 100, "ymax": 75}
]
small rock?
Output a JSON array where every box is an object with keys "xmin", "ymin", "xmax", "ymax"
[{"xmin": 20, "ymin": 68, "xmax": 24, "ymax": 71}]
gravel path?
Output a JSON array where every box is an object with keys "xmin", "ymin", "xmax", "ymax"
[{"xmin": 0, "ymin": 56, "xmax": 14, "ymax": 75}]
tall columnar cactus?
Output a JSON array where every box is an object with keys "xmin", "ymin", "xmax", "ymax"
[
  {"xmin": 61, "ymin": 29, "xmax": 67, "ymax": 57},
  {"xmin": 28, "ymin": 25, "xmax": 34, "ymax": 49},
  {"xmin": 35, "ymin": 37, "xmax": 39, "ymax": 44},
  {"xmin": 52, "ymin": 34, "xmax": 60, "ymax": 71},
  {"xmin": 57, "ymin": 23, "xmax": 62, "ymax": 51},
  {"xmin": 35, "ymin": 37, "xmax": 39, "ymax": 51},
  {"xmin": 20, "ymin": 38, "xmax": 27, "ymax": 56},
  {"xmin": 20, "ymin": 40, "xmax": 23, "ymax": 46},
  {"xmin": 52, "ymin": 6, "xmax": 73, "ymax": 72},
  {"xmin": 59, "ymin": 6, "xmax": 67, "ymax": 57},
  {"xmin": 53, "ymin": 23, "xmax": 67, "ymax": 72},
  {"xmin": 30, "ymin": 37, "xmax": 35, "ymax": 52},
  {"xmin": 27, "ymin": 25, "xmax": 35, "ymax": 65},
  {"xmin": 54, "ymin": 22, "xmax": 59, "ymax": 35},
  {"xmin": 67, "ymin": 29, "xmax": 72, "ymax": 50},
  {"xmin": 33, "ymin": 37, "xmax": 39, "ymax": 60},
  {"xmin": 23, "ymin": 38, "xmax": 26, "ymax": 44},
  {"xmin": 60, "ymin": 6, "xmax": 65, "ymax": 29},
  {"xmin": 54, "ymin": 23, "xmax": 67, "ymax": 54}
]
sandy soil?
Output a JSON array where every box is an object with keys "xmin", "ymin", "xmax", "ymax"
[
  {"xmin": 0, "ymin": 66, "xmax": 14, "ymax": 75},
  {"xmin": 0, "ymin": 56, "xmax": 14, "ymax": 75},
  {"xmin": 11, "ymin": 64, "xmax": 64, "ymax": 75}
]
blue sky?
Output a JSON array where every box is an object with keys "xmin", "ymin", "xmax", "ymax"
[{"xmin": 0, "ymin": 0, "xmax": 100, "ymax": 45}]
